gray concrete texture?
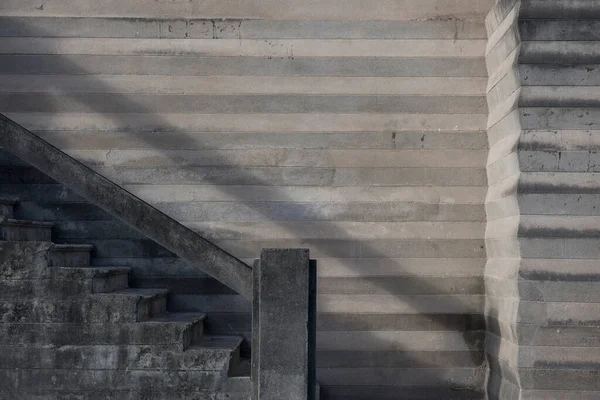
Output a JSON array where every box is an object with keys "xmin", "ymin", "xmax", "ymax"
[
  {"xmin": 0, "ymin": 1, "xmax": 495, "ymax": 398},
  {"xmin": 485, "ymin": 0, "xmax": 600, "ymax": 398}
]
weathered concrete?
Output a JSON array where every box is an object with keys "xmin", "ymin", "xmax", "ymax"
[
  {"xmin": 0, "ymin": 114, "xmax": 253, "ymax": 299},
  {"xmin": 0, "ymin": 204, "xmax": 250, "ymax": 399},
  {"xmin": 252, "ymin": 249, "xmax": 316, "ymax": 400},
  {"xmin": 484, "ymin": 0, "xmax": 600, "ymax": 398},
  {"xmin": 0, "ymin": 3, "xmax": 491, "ymax": 397}
]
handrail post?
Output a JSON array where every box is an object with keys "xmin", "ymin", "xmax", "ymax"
[{"xmin": 252, "ymin": 248, "xmax": 317, "ymax": 400}]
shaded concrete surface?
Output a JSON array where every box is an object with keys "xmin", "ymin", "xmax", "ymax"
[
  {"xmin": 485, "ymin": 0, "xmax": 600, "ymax": 398},
  {"xmin": 0, "ymin": 2, "xmax": 492, "ymax": 398}
]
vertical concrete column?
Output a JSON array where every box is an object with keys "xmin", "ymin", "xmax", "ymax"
[{"xmin": 252, "ymin": 248, "xmax": 317, "ymax": 400}]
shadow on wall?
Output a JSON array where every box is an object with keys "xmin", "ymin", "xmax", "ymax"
[{"xmin": 0, "ymin": 19, "xmax": 487, "ymax": 399}]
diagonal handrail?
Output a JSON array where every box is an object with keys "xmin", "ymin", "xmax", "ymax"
[{"xmin": 0, "ymin": 113, "xmax": 253, "ymax": 298}]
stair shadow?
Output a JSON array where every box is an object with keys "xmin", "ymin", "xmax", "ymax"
[{"xmin": 0, "ymin": 19, "xmax": 488, "ymax": 399}]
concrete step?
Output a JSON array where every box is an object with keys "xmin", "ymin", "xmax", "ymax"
[
  {"xmin": 0, "ymin": 218, "xmax": 53, "ymax": 241},
  {"xmin": 143, "ymin": 312, "xmax": 206, "ymax": 350},
  {"xmin": 0, "ymin": 387, "xmax": 251, "ymax": 400},
  {"xmin": 521, "ymin": 1, "xmax": 600, "ymax": 19},
  {"xmin": 48, "ymin": 243, "xmax": 93, "ymax": 267},
  {"xmin": 0, "ymin": 54, "xmax": 488, "ymax": 78},
  {"xmin": 521, "ymin": 41, "xmax": 600, "ymax": 65},
  {"xmin": 107, "ymin": 288, "xmax": 169, "ymax": 322},
  {"xmin": 519, "ymin": 172, "xmax": 600, "ymax": 194},
  {"xmin": 0, "ymin": 288, "xmax": 170, "ymax": 324},
  {"xmin": 520, "ymin": 64, "xmax": 600, "ymax": 87},
  {"xmin": 0, "ymin": 368, "xmax": 225, "ymax": 392},
  {"xmin": 0, "ymin": 267, "xmax": 131, "ymax": 298},
  {"xmin": 1, "ymin": 318, "xmax": 205, "ymax": 348},
  {"xmin": 521, "ymin": 86, "xmax": 600, "ymax": 108},
  {"xmin": 0, "ymin": 197, "xmax": 15, "ymax": 217},
  {"xmin": 321, "ymin": 386, "xmax": 483, "ymax": 400},
  {"xmin": 520, "ymin": 19, "xmax": 600, "ymax": 41},
  {"xmin": 0, "ymin": 340, "xmax": 239, "ymax": 372},
  {"xmin": 189, "ymin": 335, "xmax": 244, "ymax": 374}
]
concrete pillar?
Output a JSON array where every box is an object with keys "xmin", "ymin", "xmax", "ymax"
[{"xmin": 252, "ymin": 248, "xmax": 316, "ymax": 400}]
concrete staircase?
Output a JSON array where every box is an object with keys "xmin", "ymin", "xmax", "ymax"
[
  {"xmin": 485, "ymin": 1, "xmax": 600, "ymax": 398},
  {"xmin": 0, "ymin": 197, "xmax": 250, "ymax": 399}
]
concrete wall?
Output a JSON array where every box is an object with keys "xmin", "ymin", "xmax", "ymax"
[
  {"xmin": 0, "ymin": 1, "xmax": 493, "ymax": 398},
  {"xmin": 485, "ymin": 1, "xmax": 600, "ymax": 398}
]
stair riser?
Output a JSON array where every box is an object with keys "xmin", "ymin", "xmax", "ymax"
[
  {"xmin": 137, "ymin": 295, "xmax": 168, "ymax": 322},
  {"xmin": 521, "ymin": 1, "xmax": 600, "ymax": 19},
  {"xmin": 0, "ymin": 388, "xmax": 251, "ymax": 400},
  {"xmin": 0, "ymin": 369, "xmax": 223, "ymax": 392},
  {"xmin": 0, "ymin": 274, "xmax": 130, "ymax": 298},
  {"xmin": 0, "ymin": 322, "xmax": 198, "ymax": 346},
  {"xmin": 1, "ymin": 299, "xmax": 158, "ymax": 324},
  {"xmin": 0, "ymin": 344, "xmax": 233, "ymax": 371},
  {"xmin": 0, "ymin": 224, "xmax": 52, "ymax": 241},
  {"xmin": 182, "ymin": 319, "xmax": 205, "ymax": 350},
  {"xmin": 92, "ymin": 272, "xmax": 129, "ymax": 293},
  {"xmin": 48, "ymin": 249, "xmax": 91, "ymax": 267},
  {"xmin": 0, "ymin": 203, "xmax": 13, "ymax": 218}
]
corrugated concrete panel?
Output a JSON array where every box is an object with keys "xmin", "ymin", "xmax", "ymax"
[{"xmin": 0, "ymin": 3, "xmax": 491, "ymax": 397}]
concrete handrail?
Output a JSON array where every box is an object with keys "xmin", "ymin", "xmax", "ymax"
[{"xmin": 0, "ymin": 113, "xmax": 253, "ymax": 298}]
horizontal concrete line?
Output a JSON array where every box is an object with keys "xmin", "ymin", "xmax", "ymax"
[
  {"xmin": 88, "ymin": 166, "xmax": 488, "ymax": 187},
  {"xmin": 520, "ymin": 192, "xmax": 600, "ymax": 217},
  {"xmin": 520, "ymin": 64, "xmax": 600, "ymax": 87},
  {"xmin": 0, "ymin": 55, "xmax": 488, "ymax": 77},
  {"xmin": 0, "ymin": 0, "xmax": 495, "ymax": 20},
  {"xmin": 214, "ymin": 238, "xmax": 486, "ymax": 259},
  {"xmin": 317, "ymin": 349, "xmax": 484, "ymax": 368},
  {"xmin": 0, "ymin": 75, "xmax": 488, "ymax": 95},
  {"xmin": 317, "ymin": 331, "xmax": 484, "ymax": 351},
  {"xmin": 520, "ymin": 129, "xmax": 600, "ymax": 152},
  {"xmin": 34, "ymin": 130, "xmax": 489, "ymax": 151},
  {"xmin": 63, "ymin": 149, "xmax": 488, "ymax": 168},
  {"xmin": 311, "ymin": 258, "xmax": 486, "ymax": 278},
  {"xmin": 50, "ymin": 220, "xmax": 485, "ymax": 239},
  {"xmin": 520, "ymin": 1, "xmax": 600, "ymax": 20},
  {"xmin": 0, "ymin": 38, "xmax": 487, "ymax": 58},
  {"xmin": 520, "ymin": 172, "xmax": 600, "ymax": 194},
  {"xmin": 0, "ymin": 18, "xmax": 488, "ymax": 40},
  {"xmin": 520, "ymin": 149, "xmax": 600, "ymax": 173},
  {"xmin": 521, "ymin": 42, "xmax": 600, "ymax": 65},
  {"xmin": 321, "ymin": 385, "xmax": 484, "ymax": 400},
  {"xmin": 4, "ymin": 112, "xmax": 488, "ymax": 132},
  {"xmin": 520, "ymin": 20, "xmax": 600, "ymax": 42},
  {"xmin": 317, "ymin": 312, "xmax": 485, "ymax": 331},
  {"xmin": 316, "ymin": 276, "xmax": 483, "ymax": 295},
  {"xmin": 16, "ymin": 200, "xmax": 485, "ymax": 222},
  {"xmin": 316, "ymin": 366, "xmax": 485, "ymax": 387},
  {"xmin": 0, "ymin": 93, "xmax": 488, "ymax": 114},
  {"xmin": 521, "ymin": 86, "xmax": 600, "ymax": 107},
  {"xmin": 171, "ymin": 293, "xmax": 483, "ymax": 313},
  {"xmin": 180, "ymin": 221, "xmax": 486, "ymax": 240},
  {"xmin": 126, "ymin": 184, "xmax": 487, "ymax": 204},
  {"xmin": 520, "ymin": 216, "xmax": 600, "ymax": 238},
  {"xmin": 521, "ymin": 107, "xmax": 600, "ymax": 131},
  {"xmin": 7, "ymin": 182, "xmax": 486, "ymax": 204}
]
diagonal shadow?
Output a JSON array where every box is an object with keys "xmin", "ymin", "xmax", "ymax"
[{"xmin": 0, "ymin": 17, "xmax": 488, "ymax": 399}]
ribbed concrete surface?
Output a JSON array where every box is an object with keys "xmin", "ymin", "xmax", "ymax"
[
  {"xmin": 485, "ymin": 0, "xmax": 600, "ymax": 398},
  {"xmin": 0, "ymin": 2, "xmax": 492, "ymax": 397}
]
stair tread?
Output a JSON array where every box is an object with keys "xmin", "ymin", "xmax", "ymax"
[
  {"xmin": 0, "ymin": 218, "xmax": 53, "ymax": 227},
  {"xmin": 0, "ymin": 197, "xmax": 16, "ymax": 205},
  {"xmin": 143, "ymin": 312, "xmax": 206, "ymax": 324},
  {"xmin": 50, "ymin": 243, "xmax": 94, "ymax": 251},
  {"xmin": 106, "ymin": 288, "xmax": 169, "ymax": 297},
  {"xmin": 190, "ymin": 335, "xmax": 243, "ymax": 351}
]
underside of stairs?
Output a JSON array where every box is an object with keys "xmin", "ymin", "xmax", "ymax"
[{"xmin": 0, "ymin": 195, "xmax": 251, "ymax": 399}]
